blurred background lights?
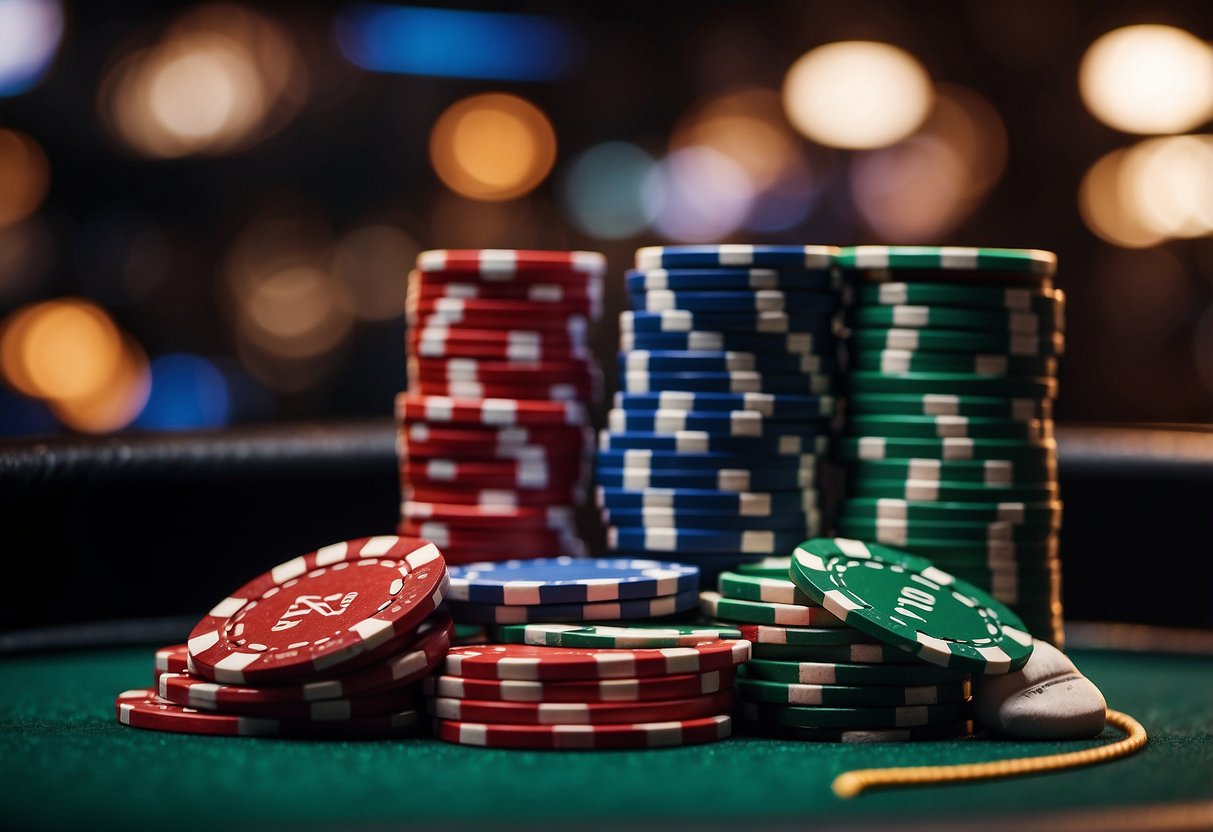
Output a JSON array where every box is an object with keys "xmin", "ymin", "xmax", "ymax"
[
  {"xmin": 782, "ymin": 41, "xmax": 933, "ymax": 150},
  {"xmin": 561, "ymin": 142, "xmax": 655, "ymax": 239},
  {"xmin": 335, "ymin": 4, "xmax": 576, "ymax": 81},
  {"xmin": 100, "ymin": 4, "xmax": 308, "ymax": 158},
  {"xmin": 134, "ymin": 353, "xmax": 230, "ymax": 430},
  {"xmin": 1080, "ymin": 25, "xmax": 1213, "ymax": 135},
  {"xmin": 0, "ymin": 129, "xmax": 50, "ymax": 227},
  {"xmin": 333, "ymin": 223, "xmax": 419, "ymax": 321},
  {"xmin": 429, "ymin": 93, "xmax": 557, "ymax": 201},
  {"xmin": 643, "ymin": 146, "xmax": 755, "ymax": 242},
  {"xmin": 0, "ymin": 0, "xmax": 63, "ymax": 96}
]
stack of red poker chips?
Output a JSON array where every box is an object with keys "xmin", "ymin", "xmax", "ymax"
[
  {"xmin": 116, "ymin": 536, "xmax": 452, "ymax": 738},
  {"xmin": 426, "ymin": 641, "xmax": 749, "ymax": 749},
  {"xmin": 397, "ymin": 250, "xmax": 606, "ymax": 564}
]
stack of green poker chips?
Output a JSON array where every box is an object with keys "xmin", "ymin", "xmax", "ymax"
[{"xmin": 837, "ymin": 246, "xmax": 1064, "ymax": 645}]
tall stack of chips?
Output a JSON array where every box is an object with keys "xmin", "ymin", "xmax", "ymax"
[
  {"xmin": 397, "ymin": 249, "xmax": 605, "ymax": 565},
  {"xmin": 596, "ymin": 245, "xmax": 842, "ymax": 576},
  {"xmin": 835, "ymin": 246, "xmax": 1064, "ymax": 645}
]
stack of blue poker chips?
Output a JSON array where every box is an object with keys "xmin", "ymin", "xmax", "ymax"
[
  {"xmin": 443, "ymin": 557, "xmax": 702, "ymax": 625},
  {"xmin": 597, "ymin": 245, "xmax": 844, "ymax": 576}
]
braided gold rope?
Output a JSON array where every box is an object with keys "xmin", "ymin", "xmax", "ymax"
[{"xmin": 832, "ymin": 709, "xmax": 1147, "ymax": 798}]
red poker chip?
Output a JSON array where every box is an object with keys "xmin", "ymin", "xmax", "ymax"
[
  {"xmin": 416, "ymin": 249, "xmax": 606, "ymax": 279},
  {"xmin": 402, "ymin": 500, "xmax": 576, "ymax": 528},
  {"xmin": 409, "ymin": 289, "xmax": 600, "ymax": 320},
  {"xmin": 409, "ymin": 326, "xmax": 588, "ymax": 350},
  {"xmin": 409, "ymin": 337, "xmax": 591, "ymax": 363},
  {"xmin": 115, "ymin": 689, "xmax": 422, "ymax": 738},
  {"xmin": 408, "ymin": 357, "xmax": 598, "ymax": 384},
  {"xmin": 157, "ymin": 614, "xmax": 452, "ymax": 707},
  {"xmin": 187, "ymin": 536, "xmax": 448, "ymax": 685},
  {"xmin": 443, "ymin": 642, "xmax": 751, "ymax": 681},
  {"xmin": 408, "ymin": 311, "xmax": 590, "ymax": 335},
  {"xmin": 401, "ymin": 439, "xmax": 587, "ymax": 464},
  {"xmin": 408, "ymin": 274, "xmax": 601, "ymax": 305},
  {"xmin": 400, "ymin": 457, "xmax": 584, "ymax": 491},
  {"xmin": 394, "ymin": 393, "xmax": 588, "ymax": 427},
  {"xmin": 424, "ymin": 669, "xmax": 735, "ymax": 703},
  {"xmin": 160, "ymin": 675, "xmax": 421, "ymax": 718},
  {"xmin": 429, "ymin": 543, "xmax": 590, "ymax": 566},
  {"xmin": 434, "ymin": 713, "xmax": 732, "ymax": 749},
  {"xmin": 410, "ymin": 378, "xmax": 598, "ymax": 402},
  {"xmin": 403, "ymin": 484, "xmax": 582, "ymax": 508},
  {"xmin": 155, "ymin": 644, "xmax": 191, "ymax": 680},
  {"xmin": 427, "ymin": 688, "xmax": 734, "ymax": 725},
  {"xmin": 396, "ymin": 522, "xmax": 582, "ymax": 551},
  {"xmin": 398, "ymin": 423, "xmax": 591, "ymax": 448}
]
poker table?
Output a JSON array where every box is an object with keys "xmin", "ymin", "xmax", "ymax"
[{"xmin": 1, "ymin": 632, "xmax": 1211, "ymax": 831}]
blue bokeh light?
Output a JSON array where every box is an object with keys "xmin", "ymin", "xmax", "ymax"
[
  {"xmin": 135, "ymin": 353, "xmax": 231, "ymax": 431},
  {"xmin": 0, "ymin": 0, "xmax": 64, "ymax": 97}
]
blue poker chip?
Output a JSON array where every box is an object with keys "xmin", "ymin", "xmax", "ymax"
[
  {"xmin": 622, "ymin": 370, "xmax": 834, "ymax": 395},
  {"xmin": 596, "ymin": 485, "xmax": 821, "ymax": 515},
  {"xmin": 613, "ymin": 391, "xmax": 834, "ymax": 419},
  {"xmin": 598, "ymin": 429, "xmax": 829, "ymax": 456},
  {"xmin": 595, "ymin": 467, "xmax": 817, "ymax": 491},
  {"xmin": 634, "ymin": 245, "xmax": 838, "ymax": 271},
  {"xmin": 621, "ymin": 330, "xmax": 837, "ymax": 356},
  {"xmin": 630, "ymin": 289, "xmax": 840, "ymax": 316},
  {"xmin": 602, "ymin": 507, "xmax": 819, "ymax": 532},
  {"xmin": 608, "ymin": 549, "xmax": 779, "ymax": 579},
  {"xmin": 446, "ymin": 557, "xmax": 701, "ymax": 605},
  {"xmin": 595, "ymin": 448, "xmax": 818, "ymax": 472},
  {"xmin": 621, "ymin": 310, "xmax": 835, "ymax": 335},
  {"xmin": 620, "ymin": 350, "xmax": 836, "ymax": 375},
  {"xmin": 445, "ymin": 588, "xmax": 699, "ymax": 624},
  {"xmin": 607, "ymin": 408, "xmax": 831, "ymax": 435},
  {"xmin": 625, "ymin": 268, "xmax": 839, "ymax": 293},
  {"xmin": 607, "ymin": 526, "xmax": 806, "ymax": 555}
]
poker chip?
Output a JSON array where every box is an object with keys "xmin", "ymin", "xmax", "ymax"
[
  {"xmin": 412, "ymin": 378, "xmax": 596, "ymax": 402},
  {"xmin": 857, "ymin": 282, "xmax": 1061, "ymax": 310},
  {"xmin": 789, "ymin": 538, "xmax": 1034, "ymax": 674},
  {"xmin": 402, "ymin": 458, "xmax": 581, "ymax": 491},
  {"xmin": 187, "ymin": 535, "xmax": 448, "ymax": 685},
  {"xmin": 417, "ymin": 249, "xmax": 607, "ymax": 278},
  {"xmin": 395, "ymin": 393, "xmax": 587, "ymax": 427},
  {"xmin": 424, "ymin": 668, "xmax": 735, "ymax": 702},
  {"xmin": 621, "ymin": 369, "xmax": 833, "ymax": 395},
  {"xmin": 614, "ymin": 391, "xmax": 834, "ymax": 419},
  {"xmin": 596, "ymin": 467, "xmax": 816, "ymax": 492},
  {"xmin": 848, "ymin": 392, "xmax": 1051, "ymax": 421},
  {"xmin": 849, "ymin": 413, "xmax": 1051, "ymax": 442},
  {"xmin": 729, "ymin": 622, "xmax": 881, "ymax": 646},
  {"xmin": 397, "ymin": 525, "xmax": 584, "ymax": 557},
  {"xmin": 837, "ymin": 245, "xmax": 1056, "ymax": 275},
  {"xmin": 698, "ymin": 591, "xmax": 844, "ymax": 627},
  {"xmin": 736, "ymin": 677, "xmax": 971, "ymax": 708},
  {"xmin": 401, "ymin": 501, "xmax": 575, "ymax": 530},
  {"xmin": 852, "ymin": 350, "xmax": 1057, "ymax": 379},
  {"xmin": 494, "ymin": 623, "xmax": 742, "ymax": 649},
  {"xmin": 434, "ymin": 713, "xmax": 732, "ymax": 749},
  {"xmin": 159, "ymin": 676, "xmax": 421, "ymax": 718},
  {"xmin": 445, "ymin": 588, "xmax": 700, "ymax": 624},
  {"xmin": 626, "ymin": 267, "xmax": 839, "ymax": 293},
  {"xmin": 621, "ymin": 309, "xmax": 833, "ymax": 336},
  {"xmin": 848, "ymin": 371, "xmax": 1057, "ymax": 399},
  {"xmin": 741, "ymin": 658, "xmax": 970, "ymax": 686},
  {"xmin": 836, "ymin": 517, "xmax": 1060, "ymax": 546},
  {"xmin": 595, "ymin": 448, "xmax": 818, "ymax": 472},
  {"xmin": 600, "ymin": 429, "xmax": 828, "ymax": 456},
  {"xmin": 607, "ymin": 407, "xmax": 831, "ymax": 437},
  {"xmin": 850, "ymin": 327, "xmax": 1065, "ymax": 357},
  {"xmin": 838, "ymin": 435, "xmax": 1056, "ymax": 462},
  {"xmin": 446, "ymin": 557, "xmax": 700, "ymax": 605},
  {"xmin": 620, "ymin": 350, "xmax": 835, "ymax": 375},
  {"xmin": 840, "ymin": 497, "xmax": 1063, "ymax": 525},
  {"xmin": 717, "ymin": 570, "xmax": 815, "ymax": 605},
  {"xmin": 404, "ymin": 484, "xmax": 582, "ymax": 508},
  {"xmin": 410, "ymin": 335, "xmax": 591, "ymax": 363},
  {"xmin": 632, "ymin": 289, "xmax": 840, "ymax": 315},
  {"xmin": 621, "ymin": 330, "xmax": 835, "ymax": 355},
  {"xmin": 739, "ymin": 699, "xmax": 973, "ymax": 730},
  {"xmin": 443, "ymin": 641, "xmax": 751, "ymax": 681},
  {"xmin": 602, "ymin": 507, "xmax": 819, "ymax": 532},
  {"xmin": 408, "ymin": 271, "xmax": 603, "ymax": 302},
  {"xmin": 608, "ymin": 527, "xmax": 808, "ymax": 555},
  {"xmin": 852, "ymin": 479, "xmax": 1058, "ymax": 503},
  {"xmin": 411, "ymin": 311, "xmax": 590, "ymax": 335},
  {"xmin": 850, "ymin": 458, "xmax": 1056, "ymax": 486},
  {"xmin": 409, "ymin": 356, "xmax": 597, "ymax": 384},
  {"xmin": 154, "ymin": 644, "xmax": 190, "ymax": 677},
  {"xmin": 427, "ymin": 689, "xmax": 735, "ymax": 725},
  {"xmin": 115, "ymin": 689, "xmax": 423, "ymax": 738},
  {"xmin": 749, "ymin": 642, "xmax": 924, "ymax": 664},
  {"xmin": 596, "ymin": 486, "xmax": 820, "ymax": 515},
  {"xmin": 635, "ymin": 244, "xmax": 837, "ymax": 271}
]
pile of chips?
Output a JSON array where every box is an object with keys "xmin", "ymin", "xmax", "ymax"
[
  {"xmin": 116, "ymin": 536, "xmax": 451, "ymax": 738},
  {"xmin": 596, "ymin": 245, "xmax": 842, "ymax": 576},
  {"xmin": 707, "ymin": 538, "xmax": 1035, "ymax": 741},
  {"xmin": 836, "ymin": 246, "xmax": 1064, "ymax": 644},
  {"xmin": 426, "ymin": 638, "xmax": 748, "ymax": 749},
  {"xmin": 397, "ymin": 249, "xmax": 605, "ymax": 564}
]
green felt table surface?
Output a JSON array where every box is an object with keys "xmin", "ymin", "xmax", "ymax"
[{"xmin": 1, "ymin": 645, "xmax": 1210, "ymax": 831}]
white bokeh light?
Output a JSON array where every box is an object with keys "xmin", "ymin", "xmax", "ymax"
[{"xmin": 642, "ymin": 147, "xmax": 755, "ymax": 242}]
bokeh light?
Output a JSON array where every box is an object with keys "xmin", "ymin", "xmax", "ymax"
[
  {"xmin": 643, "ymin": 146, "xmax": 755, "ymax": 242},
  {"xmin": 0, "ymin": 218, "xmax": 53, "ymax": 303},
  {"xmin": 0, "ymin": 128, "xmax": 50, "ymax": 228},
  {"xmin": 99, "ymin": 4, "xmax": 308, "ymax": 158},
  {"xmin": 1080, "ymin": 25, "xmax": 1213, "ymax": 135},
  {"xmin": 852, "ymin": 85, "xmax": 1007, "ymax": 241},
  {"xmin": 0, "ymin": 0, "xmax": 63, "ymax": 96},
  {"xmin": 334, "ymin": 222, "xmax": 419, "ymax": 322},
  {"xmin": 560, "ymin": 142, "xmax": 655, "ymax": 239},
  {"xmin": 429, "ymin": 93, "xmax": 557, "ymax": 201},
  {"xmin": 51, "ymin": 336, "xmax": 151, "ymax": 434},
  {"xmin": 134, "ymin": 353, "xmax": 230, "ymax": 430},
  {"xmin": 783, "ymin": 41, "xmax": 933, "ymax": 150}
]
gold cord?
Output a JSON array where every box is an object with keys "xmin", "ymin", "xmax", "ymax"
[{"xmin": 832, "ymin": 709, "xmax": 1147, "ymax": 798}]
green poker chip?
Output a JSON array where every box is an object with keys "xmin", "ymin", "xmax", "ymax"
[
  {"xmin": 848, "ymin": 414, "xmax": 1049, "ymax": 441},
  {"xmin": 840, "ymin": 497, "xmax": 1063, "ymax": 525},
  {"xmin": 838, "ymin": 435, "xmax": 1057, "ymax": 462},
  {"xmin": 851, "ymin": 327, "xmax": 1065, "ymax": 358},
  {"xmin": 837, "ymin": 246, "xmax": 1057, "ymax": 276},
  {"xmin": 848, "ymin": 392, "xmax": 1052, "ymax": 421},
  {"xmin": 852, "ymin": 350, "xmax": 1058, "ymax": 379},
  {"xmin": 739, "ymin": 718, "xmax": 974, "ymax": 742},
  {"xmin": 852, "ymin": 304, "xmax": 1062, "ymax": 335},
  {"xmin": 728, "ymin": 622, "xmax": 882, "ymax": 647},
  {"xmin": 698, "ymin": 591, "xmax": 844, "ymax": 627},
  {"xmin": 736, "ymin": 676, "xmax": 972, "ymax": 708},
  {"xmin": 850, "ymin": 458, "xmax": 1057, "ymax": 486},
  {"xmin": 836, "ymin": 518, "xmax": 1057, "ymax": 546},
  {"xmin": 857, "ymin": 282, "xmax": 1062, "ymax": 311},
  {"xmin": 852, "ymin": 479, "xmax": 1059, "ymax": 503},
  {"xmin": 733, "ymin": 557, "xmax": 793, "ymax": 578},
  {"xmin": 493, "ymin": 623, "xmax": 743, "ymax": 648},
  {"xmin": 789, "ymin": 537, "xmax": 1034, "ymax": 674},
  {"xmin": 739, "ymin": 699, "xmax": 973, "ymax": 729},
  {"xmin": 718, "ymin": 570, "xmax": 814, "ymax": 606},
  {"xmin": 741, "ymin": 659, "xmax": 970, "ymax": 686},
  {"xmin": 847, "ymin": 371, "xmax": 1058, "ymax": 399},
  {"xmin": 751, "ymin": 641, "xmax": 922, "ymax": 663}
]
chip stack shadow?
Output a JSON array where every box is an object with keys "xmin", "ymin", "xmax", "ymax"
[{"xmin": 596, "ymin": 244, "xmax": 842, "ymax": 577}]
